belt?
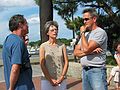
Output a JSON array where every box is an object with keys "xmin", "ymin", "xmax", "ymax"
[{"xmin": 83, "ymin": 66, "xmax": 100, "ymax": 71}]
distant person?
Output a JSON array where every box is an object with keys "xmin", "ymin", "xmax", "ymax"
[
  {"xmin": 23, "ymin": 34, "xmax": 31, "ymax": 58},
  {"xmin": 107, "ymin": 41, "xmax": 120, "ymax": 89},
  {"xmin": 74, "ymin": 8, "xmax": 108, "ymax": 90},
  {"xmin": 39, "ymin": 21, "xmax": 69, "ymax": 90},
  {"xmin": 23, "ymin": 34, "xmax": 29, "ymax": 46},
  {"xmin": 2, "ymin": 14, "xmax": 35, "ymax": 90}
]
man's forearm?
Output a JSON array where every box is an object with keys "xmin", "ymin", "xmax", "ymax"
[
  {"xmin": 80, "ymin": 26, "xmax": 89, "ymax": 50},
  {"xmin": 9, "ymin": 65, "xmax": 20, "ymax": 90},
  {"xmin": 74, "ymin": 49, "xmax": 86, "ymax": 57},
  {"xmin": 81, "ymin": 33, "xmax": 88, "ymax": 50}
]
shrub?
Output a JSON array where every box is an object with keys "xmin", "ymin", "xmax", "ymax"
[{"xmin": 106, "ymin": 56, "xmax": 117, "ymax": 66}]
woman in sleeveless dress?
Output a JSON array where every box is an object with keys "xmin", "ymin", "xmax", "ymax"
[{"xmin": 39, "ymin": 21, "xmax": 69, "ymax": 90}]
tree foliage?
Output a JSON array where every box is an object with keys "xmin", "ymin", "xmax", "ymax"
[
  {"xmin": 54, "ymin": 1, "xmax": 79, "ymax": 38},
  {"xmin": 77, "ymin": 0, "xmax": 120, "ymax": 51},
  {"xmin": 57, "ymin": 38, "xmax": 72, "ymax": 46},
  {"xmin": 35, "ymin": 0, "xmax": 120, "ymax": 52},
  {"xmin": 53, "ymin": 0, "xmax": 120, "ymax": 52},
  {"xmin": 65, "ymin": 16, "xmax": 83, "ymax": 33},
  {"xmin": 29, "ymin": 38, "xmax": 71, "ymax": 47},
  {"xmin": 34, "ymin": 0, "xmax": 40, "ymax": 6},
  {"xmin": 29, "ymin": 40, "xmax": 41, "ymax": 47},
  {"xmin": 77, "ymin": 0, "xmax": 120, "ymax": 27},
  {"xmin": 54, "ymin": 1, "xmax": 78, "ymax": 20}
]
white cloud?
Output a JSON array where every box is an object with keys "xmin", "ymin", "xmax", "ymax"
[
  {"xmin": 0, "ymin": 0, "xmax": 36, "ymax": 7},
  {"xmin": 27, "ymin": 15, "xmax": 40, "ymax": 24},
  {"xmin": 0, "ymin": 21, "xmax": 10, "ymax": 44},
  {"xmin": 29, "ymin": 24, "xmax": 40, "ymax": 41},
  {"xmin": 27, "ymin": 14, "xmax": 40, "ymax": 41}
]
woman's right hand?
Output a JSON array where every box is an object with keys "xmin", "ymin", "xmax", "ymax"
[
  {"xmin": 50, "ymin": 78, "xmax": 58, "ymax": 86},
  {"xmin": 56, "ymin": 75, "xmax": 64, "ymax": 84}
]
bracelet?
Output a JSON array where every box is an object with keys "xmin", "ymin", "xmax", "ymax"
[{"xmin": 61, "ymin": 75, "xmax": 66, "ymax": 78}]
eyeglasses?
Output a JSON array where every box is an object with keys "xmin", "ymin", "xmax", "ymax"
[
  {"xmin": 83, "ymin": 18, "xmax": 91, "ymax": 21},
  {"xmin": 49, "ymin": 29, "xmax": 58, "ymax": 32}
]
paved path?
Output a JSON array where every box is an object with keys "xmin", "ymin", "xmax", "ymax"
[
  {"xmin": 0, "ymin": 62, "xmax": 83, "ymax": 90},
  {"xmin": 0, "ymin": 64, "xmax": 116, "ymax": 90},
  {"xmin": 0, "ymin": 57, "xmax": 116, "ymax": 90},
  {"xmin": 0, "ymin": 76, "xmax": 82, "ymax": 90},
  {"xmin": 0, "ymin": 76, "xmax": 116, "ymax": 90}
]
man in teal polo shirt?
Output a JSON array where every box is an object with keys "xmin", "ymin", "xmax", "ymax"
[{"xmin": 2, "ymin": 14, "xmax": 35, "ymax": 90}]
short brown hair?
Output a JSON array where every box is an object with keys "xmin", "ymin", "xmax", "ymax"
[
  {"xmin": 44, "ymin": 21, "xmax": 58, "ymax": 34},
  {"xmin": 82, "ymin": 8, "xmax": 99, "ymax": 19},
  {"xmin": 9, "ymin": 14, "xmax": 26, "ymax": 32},
  {"xmin": 114, "ymin": 41, "xmax": 120, "ymax": 50}
]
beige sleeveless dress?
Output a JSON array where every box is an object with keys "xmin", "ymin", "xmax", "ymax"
[{"xmin": 40, "ymin": 41, "xmax": 66, "ymax": 80}]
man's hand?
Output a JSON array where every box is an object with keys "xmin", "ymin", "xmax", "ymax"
[
  {"xmin": 80, "ymin": 25, "xmax": 89, "ymax": 33},
  {"xmin": 92, "ymin": 48, "xmax": 103, "ymax": 54},
  {"xmin": 8, "ymin": 87, "xmax": 14, "ymax": 90},
  {"xmin": 80, "ymin": 26, "xmax": 86, "ymax": 33}
]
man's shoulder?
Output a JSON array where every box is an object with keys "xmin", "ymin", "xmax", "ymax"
[
  {"xmin": 6, "ymin": 34, "xmax": 24, "ymax": 48},
  {"xmin": 7, "ymin": 34, "xmax": 22, "ymax": 42},
  {"xmin": 92, "ymin": 27, "xmax": 107, "ymax": 36},
  {"xmin": 96, "ymin": 27, "xmax": 106, "ymax": 33}
]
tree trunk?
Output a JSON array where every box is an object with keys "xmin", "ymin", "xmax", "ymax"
[{"xmin": 40, "ymin": 0, "xmax": 53, "ymax": 43}]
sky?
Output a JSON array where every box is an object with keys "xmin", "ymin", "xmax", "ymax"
[{"xmin": 0, "ymin": 0, "xmax": 84, "ymax": 44}]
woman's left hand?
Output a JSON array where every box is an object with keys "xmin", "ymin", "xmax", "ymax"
[{"xmin": 56, "ymin": 76, "xmax": 64, "ymax": 84}]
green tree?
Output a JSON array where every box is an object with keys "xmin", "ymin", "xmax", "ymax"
[
  {"xmin": 78, "ymin": 0, "xmax": 120, "ymax": 28},
  {"xmin": 54, "ymin": 1, "xmax": 78, "ymax": 38},
  {"xmin": 54, "ymin": 0, "xmax": 120, "ymax": 52},
  {"xmin": 57, "ymin": 38, "xmax": 72, "ymax": 46},
  {"xmin": 77, "ymin": 0, "xmax": 120, "ymax": 52},
  {"xmin": 34, "ymin": 0, "xmax": 39, "ymax": 6},
  {"xmin": 65, "ymin": 16, "xmax": 83, "ymax": 35},
  {"xmin": 34, "ymin": 0, "xmax": 120, "ymax": 52},
  {"xmin": 29, "ymin": 40, "xmax": 41, "ymax": 47}
]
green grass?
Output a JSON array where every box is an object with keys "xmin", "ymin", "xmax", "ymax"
[{"xmin": 106, "ymin": 56, "xmax": 116, "ymax": 65}]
